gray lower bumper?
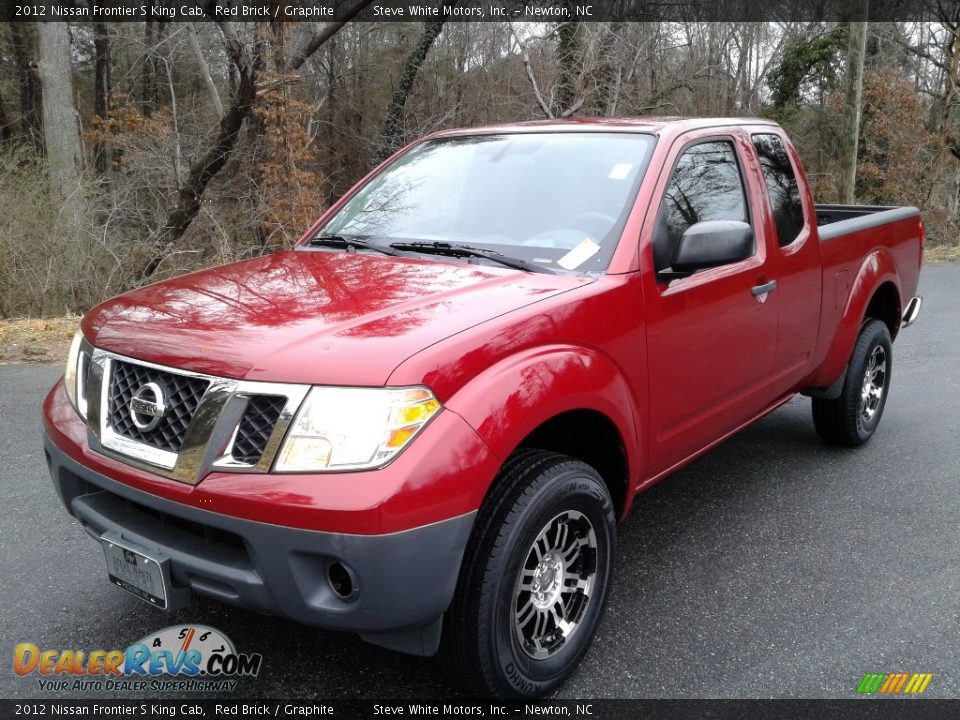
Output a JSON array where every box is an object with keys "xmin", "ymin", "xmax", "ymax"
[{"xmin": 43, "ymin": 434, "xmax": 475, "ymax": 656}]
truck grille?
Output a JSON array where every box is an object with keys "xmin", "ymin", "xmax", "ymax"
[
  {"xmin": 232, "ymin": 396, "xmax": 287, "ymax": 465},
  {"xmin": 107, "ymin": 360, "xmax": 210, "ymax": 453},
  {"xmin": 86, "ymin": 345, "xmax": 309, "ymax": 484}
]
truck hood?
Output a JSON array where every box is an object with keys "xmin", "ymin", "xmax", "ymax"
[{"xmin": 83, "ymin": 250, "xmax": 587, "ymax": 385}]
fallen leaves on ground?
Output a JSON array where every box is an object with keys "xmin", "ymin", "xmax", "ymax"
[{"xmin": 0, "ymin": 317, "xmax": 79, "ymax": 364}]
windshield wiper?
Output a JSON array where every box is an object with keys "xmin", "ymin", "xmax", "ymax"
[
  {"xmin": 387, "ymin": 241, "xmax": 556, "ymax": 275},
  {"xmin": 306, "ymin": 235, "xmax": 399, "ymax": 256}
]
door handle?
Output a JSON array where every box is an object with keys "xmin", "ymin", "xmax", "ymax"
[{"xmin": 751, "ymin": 280, "xmax": 777, "ymax": 297}]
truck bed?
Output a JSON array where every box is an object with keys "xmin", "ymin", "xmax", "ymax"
[
  {"xmin": 816, "ymin": 204, "xmax": 921, "ymax": 240},
  {"xmin": 806, "ymin": 203, "xmax": 923, "ymax": 388}
]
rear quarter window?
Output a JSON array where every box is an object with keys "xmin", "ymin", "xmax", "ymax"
[{"xmin": 752, "ymin": 134, "xmax": 804, "ymax": 247}]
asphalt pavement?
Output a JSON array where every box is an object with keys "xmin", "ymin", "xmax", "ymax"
[{"xmin": 1, "ymin": 264, "xmax": 958, "ymax": 700}]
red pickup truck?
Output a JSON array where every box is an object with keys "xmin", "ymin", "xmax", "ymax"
[{"xmin": 43, "ymin": 117, "xmax": 923, "ymax": 698}]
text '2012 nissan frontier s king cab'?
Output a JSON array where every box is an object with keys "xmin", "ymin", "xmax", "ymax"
[{"xmin": 43, "ymin": 117, "xmax": 923, "ymax": 698}]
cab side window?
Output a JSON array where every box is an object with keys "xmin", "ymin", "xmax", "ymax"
[
  {"xmin": 653, "ymin": 140, "xmax": 750, "ymax": 272},
  {"xmin": 752, "ymin": 134, "xmax": 804, "ymax": 247}
]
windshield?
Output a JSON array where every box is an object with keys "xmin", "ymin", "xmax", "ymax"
[{"xmin": 313, "ymin": 132, "xmax": 656, "ymax": 273}]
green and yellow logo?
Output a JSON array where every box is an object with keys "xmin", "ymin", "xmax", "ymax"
[{"xmin": 857, "ymin": 672, "xmax": 933, "ymax": 695}]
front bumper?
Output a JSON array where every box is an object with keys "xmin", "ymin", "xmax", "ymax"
[
  {"xmin": 44, "ymin": 377, "xmax": 497, "ymax": 535},
  {"xmin": 44, "ymin": 434, "xmax": 475, "ymax": 655},
  {"xmin": 41, "ymin": 372, "xmax": 502, "ymax": 655}
]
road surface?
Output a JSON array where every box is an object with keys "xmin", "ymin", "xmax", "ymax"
[{"xmin": 1, "ymin": 265, "xmax": 958, "ymax": 699}]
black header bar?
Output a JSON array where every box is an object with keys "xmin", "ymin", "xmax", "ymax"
[
  {"xmin": 3, "ymin": 699, "xmax": 960, "ymax": 719},
  {"xmin": 3, "ymin": 0, "xmax": 956, "ymax": 23}
]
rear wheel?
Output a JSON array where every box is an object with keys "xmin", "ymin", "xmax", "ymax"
[
  {"xmin": 812, "ymin": 319, "xmax": 892, "ymax": 446},
  {"xmin": 439, "ymin": 450, "xmax": 616, "ymax": 698}
]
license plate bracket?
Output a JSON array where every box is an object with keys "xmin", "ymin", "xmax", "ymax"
[{"xmin": 100, "ymin": 533, "xmax": 175, "ymax": 610}]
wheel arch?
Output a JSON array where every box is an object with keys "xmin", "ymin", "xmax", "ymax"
[
  {"xmin": 516, "ymin": 409, "xmax": 629, "ymax": 518},
  {"xmin": 863, "ymin": 280, "xmax": 902, "ymax": 340},
  {"xmin": 443, "ymin": 345, "xmax": 643, "ymax": 521}
]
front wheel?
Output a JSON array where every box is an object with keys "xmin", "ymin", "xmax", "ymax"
[
  {"xmin": 439, "ymin": 450, "xmax": 616, "ymax": 698},
  {"xmin": 812, "ymin": 318, "xmax": 893, "ymax": 446}
]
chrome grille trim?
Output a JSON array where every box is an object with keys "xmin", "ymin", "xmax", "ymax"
[{"xmin": 82, "ymin": 344, "xmax": 309, "ymax": 485}]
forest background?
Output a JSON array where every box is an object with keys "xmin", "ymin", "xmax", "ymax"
[{"xmin": 2, "ymin": 9, "xmax": 958, "ymax": 325}]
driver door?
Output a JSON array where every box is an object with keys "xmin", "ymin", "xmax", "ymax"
[{"xmin": 642, "ymin": 132, "xmax": 779, "ymax": 476}]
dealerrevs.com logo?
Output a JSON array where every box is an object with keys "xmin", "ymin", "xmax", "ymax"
[
  {"xmin": 13, "ymin": 625, "xmax": 262, "ymax": 692},
  {"xmin": 857, "ymin": 672, "xmax": 934, "ymax": 696}
]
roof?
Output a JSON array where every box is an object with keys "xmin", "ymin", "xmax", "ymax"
[{"xmin": 430, "ymin": 116, "xmax": 780, "ymax": 138}]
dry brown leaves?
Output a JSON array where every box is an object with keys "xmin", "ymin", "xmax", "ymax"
[{"xmin": 0, "ymin": 317, "xmax": 79, "ymax": 364}]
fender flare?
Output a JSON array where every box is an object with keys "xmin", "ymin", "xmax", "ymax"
[
  {"xmin": 811, "ymin": 248, "xmax": 902, "ymax": 389},
  {"xmin": 443, "ymin": 344, "xmax": 644, "ymax": 517}
]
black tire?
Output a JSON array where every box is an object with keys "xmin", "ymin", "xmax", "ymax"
[
  {"xmin": 439, "ymin": 449, "xmax": 616, "ymax": 698},
  {"xmin": 812, "ymin": 319, "xmax": 893, "ymax": 446}
]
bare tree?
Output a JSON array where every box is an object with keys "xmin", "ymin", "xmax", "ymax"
[
  {"xmin": 592, "ymin": 23, "xmax": 624, "ymax": 117},
  {"xmin": 93, "ymin": 23, "xmax": 111, "ymax": 175},
  {"xmin": 186, "ymin": 22, "xmax": 223, "ymax": 117},
  {"xmin": 8, "ymin": 16, "xmax": 960, "ymax": 319},
  {"xmin": 377, "ymin": 19, "xmax": 448, "ymax": 161},
  {"xmin": 554, "ymin": 18, "xmax": 584, "ymax": 115},
  {"xmin": 510, "ymin": 25, "xmax": 554, "ymax": 118},
  {"xmin": 37, "ymin": 22, "xmax": 82, "ymax": 203},
  {"xmin": 0, "ymin": 83, "xmax": 10, "ymax": 144},
  {"xmin": 839, "ymin": 8, "xmax": 870, "ymax": 203},
  {"xmin": 141, "ymin": 14, "xmax": 158, "ymax": 117},
  {"xmin": 9, "ymin": 22, "xmax": 43, "ymax": 154},
  {"xmin": 142, "ymin": 21, "xmax": 258, "ymax": 277},
  {"xmin": 142, "ymin": 1, "xmax": 376, "ymax": 278}
]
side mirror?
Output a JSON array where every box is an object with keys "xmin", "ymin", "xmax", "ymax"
[{"xmin": 670, "ymin": 220, "xmax": 754, "ymax": 274}]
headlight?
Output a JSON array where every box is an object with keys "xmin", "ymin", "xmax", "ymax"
[
  {"xmin": 64, "ymin": 329, "xmax": 89, "ymax": 418},
  {"xmin": 274, "ymin": 386, "xmax": 441, "ymax": 472}
]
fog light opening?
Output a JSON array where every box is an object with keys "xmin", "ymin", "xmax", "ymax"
[{"xmin": 328, "ymin": 562, "xmax": 354, "ymax": 600}]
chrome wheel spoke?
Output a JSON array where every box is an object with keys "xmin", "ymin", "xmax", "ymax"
[
  {"xmin": 516, "ymin": 597, "xmax": 536, "ymax": 628},
  {"xmin": 533, "ymin": 537, "xmax": 547, "ymax": 563},
  {"xmin": 562, "ymin": 537, "xmax": 585, "ymax": 564},
  {"xmin": 554, "ymin": 519, "xmax": 569, "ymax": 554},
  {"xmin": 532, "ymin": 608, "xmax": 549, "ymax": 639},
  {"xmin": 554, "ymin": 594, "xmax": 566, "ymax": 619},
  {"xmin": 549, "ymin": 603, "xmax": 565, "ymax": 631},
  {"xmin": 564, "ymin": 573, "xmax": 591, "ymax": 592}
]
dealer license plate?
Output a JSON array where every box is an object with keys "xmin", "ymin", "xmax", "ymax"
[{"xmin": 101, "ymin": 536, "xmax": 169, "ymax": 609}]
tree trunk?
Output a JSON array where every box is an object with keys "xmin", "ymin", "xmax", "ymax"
[
  {"xmin": 141, "ymin": 15, "xmax": 157, "ymax": 117},
  {"xmin": 144, "ymin": 26, "xmax": 259, "ymax": 277},
  {"xmin": 554, "ymin": 17, "xmax": 582, "ymax": 116},
  {"xmin": 736, "ymin": 24, "xmax": 752, "ymax": 112},
  {"xmin": 0, "ymin": 84, "xmax": 11, "ymax": 144},
  {"xmin": 285, "ymin": 0, "xmax": 376, "ymax": 73},
  {"xmin": 93, "ymin": 23, "xmax": 111, "ymax": 175},
  {"xmin": 839, "ymin": 9, "xmax": 869, "ymax": 204},
  {"xmin": 324, "ymin": 35, "xmax": 339, "ymax": 206},
  {"xmin": 187, "ymin": 23, "xmax": 223, "ymax": 117},
  {"xmin": 593, "ymin": 22, "xmax": 622, "ymax": 117},
  {"xmin": 376, "ymin": 19, "xmax": 446, "ymax": 162},
  {"xmin": 37, "ymin": 22, "xmax": 83, "ymax": 203},
  {"xmin": 9, "ymin": 22, "xmax": 44, "ymax": 155},
  {"xmin": 936, "ymin": 26, "xmax": 960, "ymax": 218},
  {"xmin": 510, "ymin": 25, "xmax": 553, "ymax": 119}
]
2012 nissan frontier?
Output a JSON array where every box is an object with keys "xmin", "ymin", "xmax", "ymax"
[{"xmin": 43, "ymin": 117, "xmax": 923, "ymax": 697}]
